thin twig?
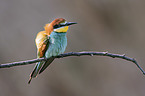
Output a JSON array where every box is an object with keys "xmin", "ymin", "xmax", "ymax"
[{"xmin": 0, "ymin": 51, "xmax": 145, "ymax": 75}]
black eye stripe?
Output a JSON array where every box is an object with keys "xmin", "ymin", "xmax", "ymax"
[
  {"xmin": 53, "ymin": 24, "xmax": 59, "ymax": 29},
  {"xmin": 53, "ymin": 24, "xmax": 65, "ymax": 29}
]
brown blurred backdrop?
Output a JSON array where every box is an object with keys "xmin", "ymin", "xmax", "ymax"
[{"xmin": 0, "ymin": 0, "xmax": 145, "ymax": 96}]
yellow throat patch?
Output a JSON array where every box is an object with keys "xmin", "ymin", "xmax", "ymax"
[{"xmin": 54, "ymin": 26, "xmax": 69, "ymax": 32}]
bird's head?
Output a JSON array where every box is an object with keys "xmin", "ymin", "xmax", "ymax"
[{"xmin": 44, "ymin": 18, "xmax": 77, "ymax": 35}]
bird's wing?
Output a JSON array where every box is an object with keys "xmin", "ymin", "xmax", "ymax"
[{"xmin": 35, "ymin": 31, "xmax": 49, "ymax": 58}]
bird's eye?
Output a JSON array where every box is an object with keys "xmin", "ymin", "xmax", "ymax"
[{"xmin": 53, "ymin": 24, "xmax": 60, "ymax": 29}]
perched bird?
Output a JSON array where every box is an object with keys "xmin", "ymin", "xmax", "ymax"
[{"xmin": 28, "ymin": 18, "xmax": 77, "ymax": 84}]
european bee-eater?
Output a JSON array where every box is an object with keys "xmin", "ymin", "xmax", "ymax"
[{"xmin": 28, "ymin": 18, "xmax": 77, "ymax": 84}]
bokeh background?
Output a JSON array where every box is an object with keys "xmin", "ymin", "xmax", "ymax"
[{"xmin": 0, "ymin": 0, "xmax": 145, "ymax": 96}]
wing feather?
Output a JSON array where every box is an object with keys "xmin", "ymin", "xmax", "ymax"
[{"xmin": 35, "ymin": 31, "xmax": 49, "ymax": 58}]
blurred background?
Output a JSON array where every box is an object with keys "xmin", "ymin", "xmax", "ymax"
[{"xmin": 0, "ymin": 0, "xmax": 145, "ymax": 96}]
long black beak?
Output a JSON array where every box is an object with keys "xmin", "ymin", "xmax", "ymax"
[
  {"xmin": 53, "ymin": 22, "xmax": 77, "ymax": 29},
  {"xmin": 65, "ymin": 22, "xmax": 77, "ymax": 26}
]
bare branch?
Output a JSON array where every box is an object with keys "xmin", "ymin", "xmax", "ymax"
[{"xmin": 0, "ymin": 51, "xmax": 145, "ymax": 75}]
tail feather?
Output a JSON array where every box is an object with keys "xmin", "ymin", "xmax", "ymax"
[
  {"xmin": 28, "ymin": 77, "xmax": 32, "ymax": 84},
  {"xmin": 39, "ymin": 57, "xmax": 55, "ymax": 74},
  {"xmin": 28, "ymin": 61, "xmax": 44, "ymax": 84},
  {"xmin": 28, "ymin": 57, "xmax": 55, "ymax": 84}
]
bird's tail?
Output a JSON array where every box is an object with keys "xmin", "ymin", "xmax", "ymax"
[
  {"xmin": 28, "ymin": 61, "xmax": 44, "ymax": 84},
  {"xmin": 39, "ymin": 57, "xmax": 55, "ymax": 74}
]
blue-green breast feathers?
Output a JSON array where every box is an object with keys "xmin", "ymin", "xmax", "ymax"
[{"xmin": 45, "ymin": 32, "xmax": 67, "ymax": 58}]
